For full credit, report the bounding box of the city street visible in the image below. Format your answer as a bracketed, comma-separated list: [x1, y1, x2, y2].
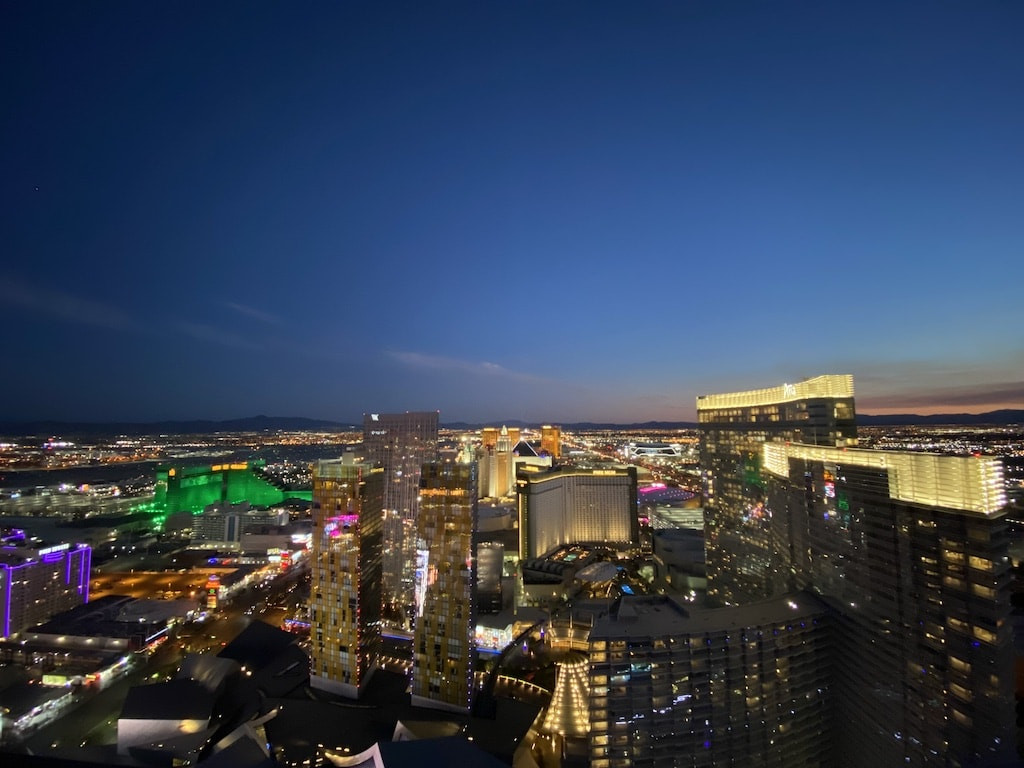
[11, 561, 308, 756]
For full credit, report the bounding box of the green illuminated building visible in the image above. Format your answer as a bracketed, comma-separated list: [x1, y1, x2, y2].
[154, 460, 309, 516]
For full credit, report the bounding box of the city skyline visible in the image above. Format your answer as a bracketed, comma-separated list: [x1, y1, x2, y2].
[3, 2, 1022, 424]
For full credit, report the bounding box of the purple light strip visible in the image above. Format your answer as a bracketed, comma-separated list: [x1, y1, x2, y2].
[81, 546, 91, 602]
[0, 562, 30, 638]
[66, 551, 72, 584]
[2, 564, 10, 637]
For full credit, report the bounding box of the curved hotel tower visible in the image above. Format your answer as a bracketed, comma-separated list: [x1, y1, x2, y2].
[673, 375, 1016, 767]
[697, 375, 857, 606]
[762, 442, 1011, 766]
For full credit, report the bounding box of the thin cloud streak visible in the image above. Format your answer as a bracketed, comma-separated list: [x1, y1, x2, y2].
[386, 350, 546, 383]
[222, 301, 283, 326]
[0, 274, 135, 331]
[177, 322, 261, 350]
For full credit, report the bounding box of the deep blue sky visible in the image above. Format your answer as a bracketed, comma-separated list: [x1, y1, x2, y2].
[2, 1, 1022, 423]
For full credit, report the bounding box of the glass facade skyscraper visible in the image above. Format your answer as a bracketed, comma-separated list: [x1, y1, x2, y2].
[412, 461, 477, 712]
[309, 457, 384, 697]
[362, 411, 439, 628]
[588, 593, 833, 768]
[697, 375, 857, 605]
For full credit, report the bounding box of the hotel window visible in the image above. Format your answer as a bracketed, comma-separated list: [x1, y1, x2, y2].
[968, 555, 992, 572]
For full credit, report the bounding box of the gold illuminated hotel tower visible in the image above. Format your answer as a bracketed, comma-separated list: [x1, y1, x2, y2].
[309, 456, 384, 697]
[541, 425, 561, 458]
[697, 374, 857, 605]
[412, 462, 478, 712]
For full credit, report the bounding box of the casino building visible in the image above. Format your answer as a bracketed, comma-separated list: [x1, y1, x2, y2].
[589, 593, 832, 768]
[675, 374, 1016, 767]
[516, 466, 638, 561]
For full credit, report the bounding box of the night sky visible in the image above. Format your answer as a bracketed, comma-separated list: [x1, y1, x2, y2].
[3, 2, 1022, 424]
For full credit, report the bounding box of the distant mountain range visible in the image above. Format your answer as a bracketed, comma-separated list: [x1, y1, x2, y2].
[855, 409, 1024, 427]
[0, 410, 1021, 437]
[0, 415, 358, 437]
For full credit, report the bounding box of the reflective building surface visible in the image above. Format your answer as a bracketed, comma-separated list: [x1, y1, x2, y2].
[309, 457, 384, 696]
[412, 461, 478, 712]
[362, 411, 439, 626]
[698, 375, 857, 605]
[764, 443, 1012, 766]
[677, 375, 1016, 767]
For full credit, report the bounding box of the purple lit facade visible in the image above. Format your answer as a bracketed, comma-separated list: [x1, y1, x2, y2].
[0, 543, 91, 638]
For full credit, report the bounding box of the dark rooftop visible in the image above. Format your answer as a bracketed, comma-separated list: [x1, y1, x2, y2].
[378, 736, 509, 768]
[120, 678, 214, 722]
[218, 619, 297, 671]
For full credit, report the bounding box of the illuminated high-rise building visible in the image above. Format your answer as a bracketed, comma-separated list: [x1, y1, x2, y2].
[697, 375, 856, 605]
[481, 427, 500, 449]
[309, 456, 385, 697]
[0, 543, 91, 638]
[412, 462, 477, 712]
[479, 425, 514, 499]
[362, 412, 439, 625]
[541, 425, 562, 458]
[516, 466, 638, 560]
[589, 437, 1012, 767]
[762, 442, 1012, 766]
[682, 373, 1013, 766]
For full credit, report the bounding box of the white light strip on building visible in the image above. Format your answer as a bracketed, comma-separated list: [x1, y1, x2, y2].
[763, 443, 1006, 515]
[696, 374, 854, 410]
